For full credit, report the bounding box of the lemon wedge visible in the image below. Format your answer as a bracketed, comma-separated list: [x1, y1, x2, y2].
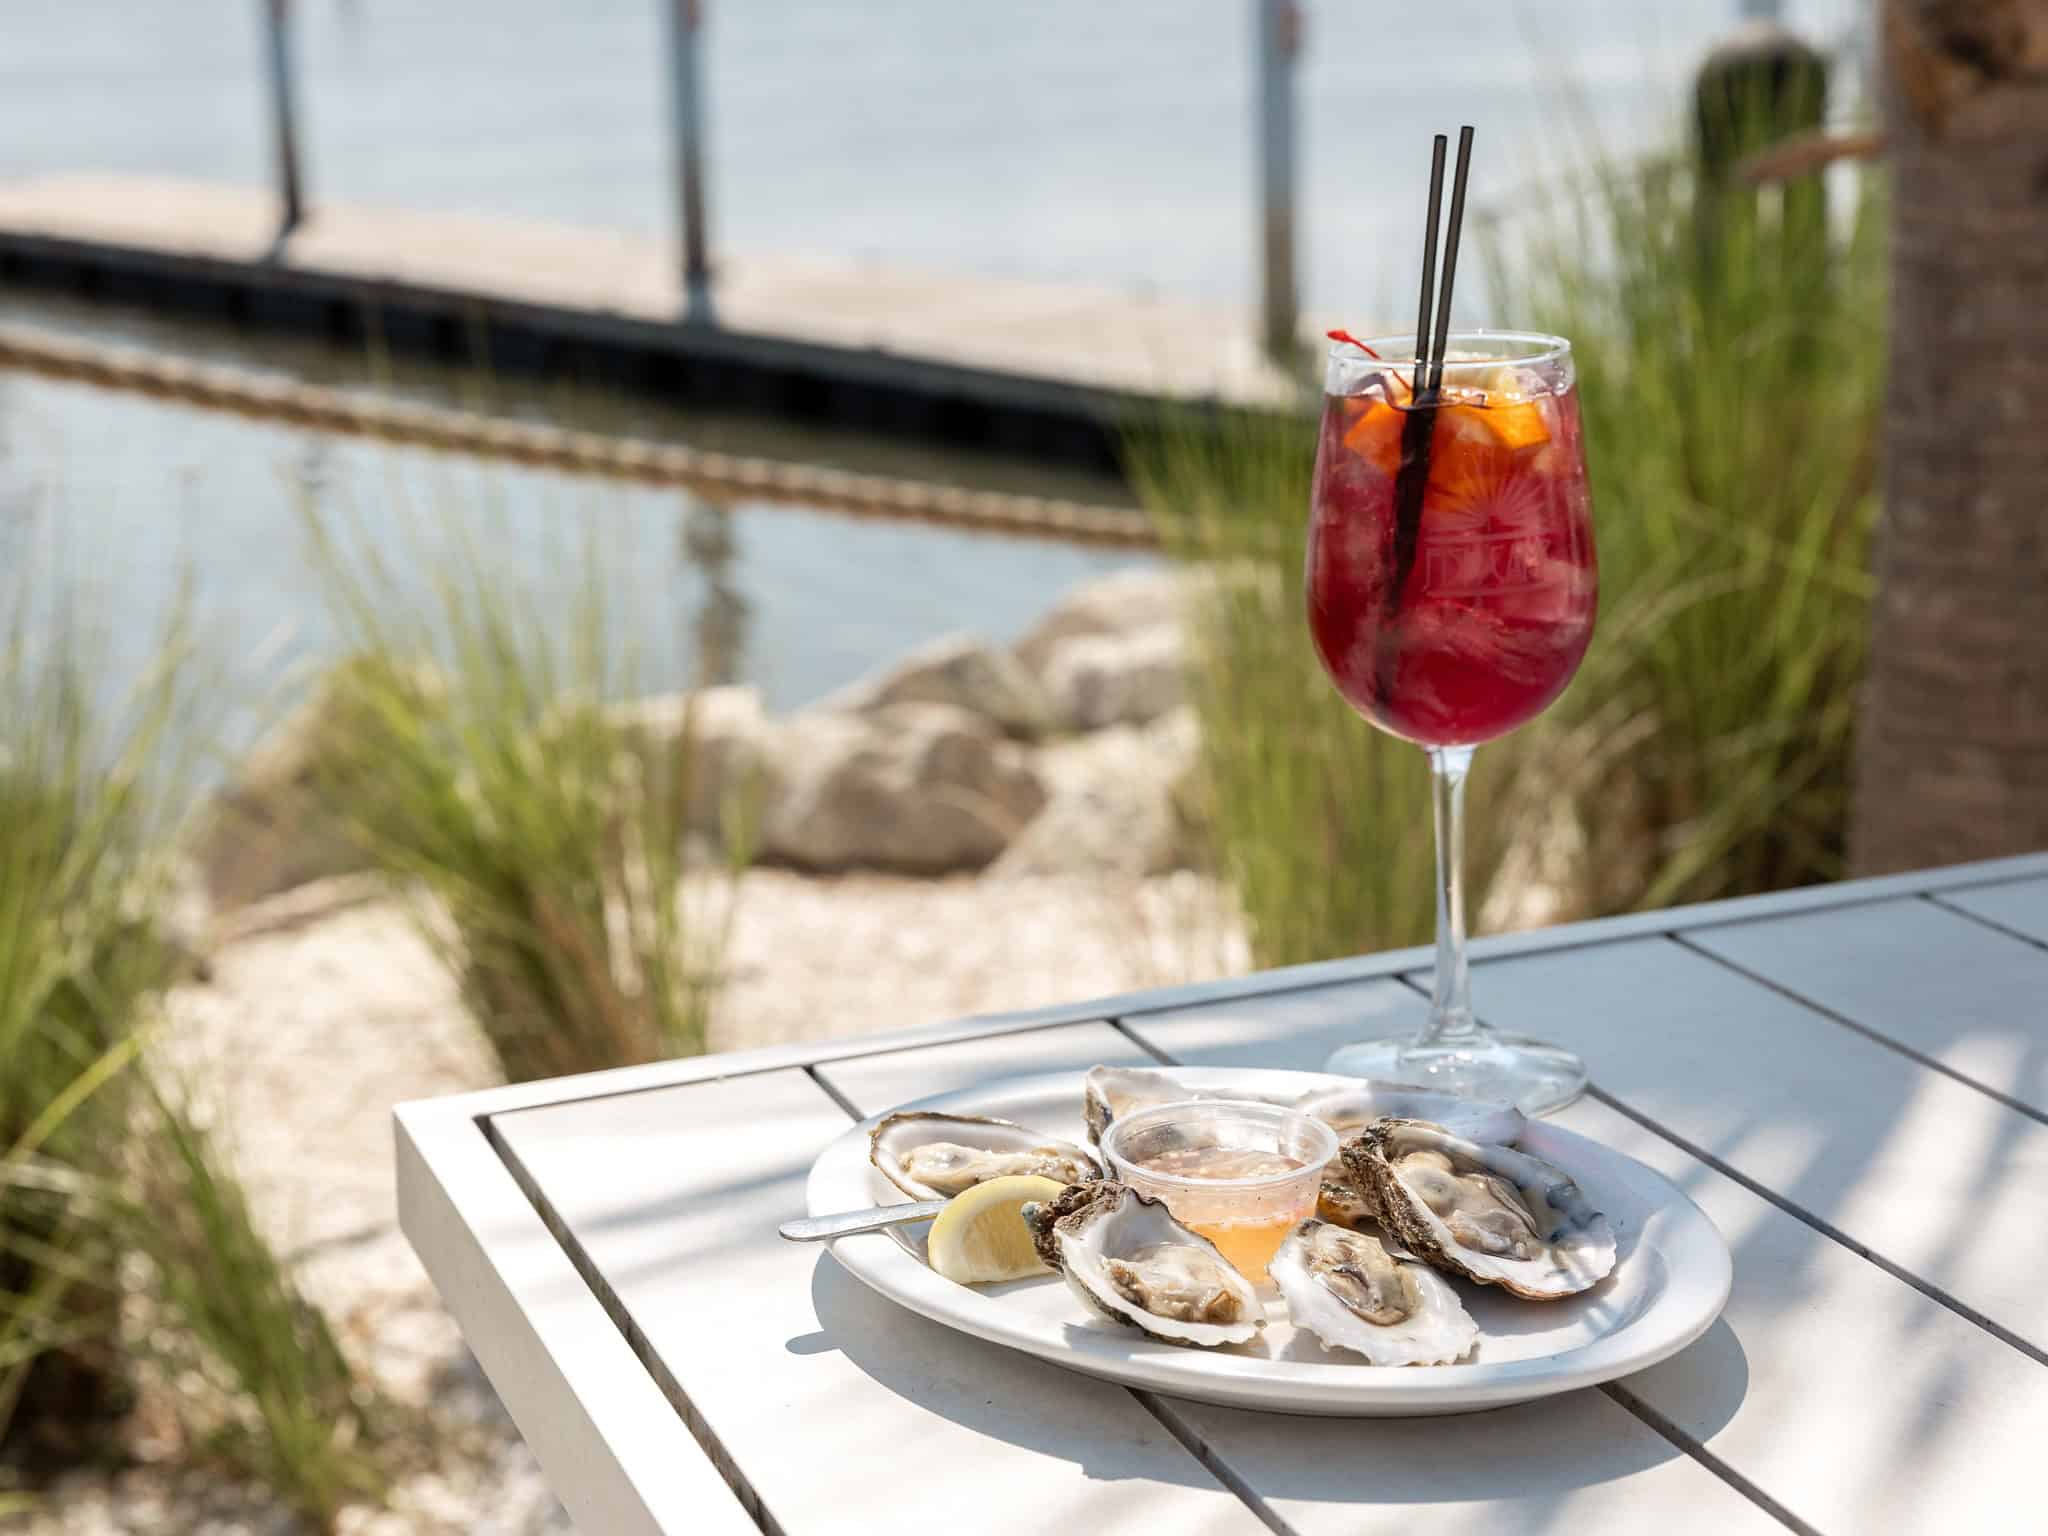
[925, 1175, 1067, 1285]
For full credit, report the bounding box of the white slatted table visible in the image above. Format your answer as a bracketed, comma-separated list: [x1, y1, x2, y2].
[397, 853, 2048, 1536]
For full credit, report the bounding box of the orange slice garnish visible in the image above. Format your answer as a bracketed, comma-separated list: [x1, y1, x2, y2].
[1343, 399, 1405, 475]
[1476, 396, 1551, 452]
[1424, 421, 1514, 518]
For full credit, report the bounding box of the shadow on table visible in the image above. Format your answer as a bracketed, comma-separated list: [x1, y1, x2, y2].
[788, 1254, 1232, 1493]
[1170, 1320, 1745, 1517]
[793, 1250, 1750, 1514]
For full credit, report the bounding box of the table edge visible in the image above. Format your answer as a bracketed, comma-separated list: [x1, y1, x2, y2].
[395, 1100, 759, 1536]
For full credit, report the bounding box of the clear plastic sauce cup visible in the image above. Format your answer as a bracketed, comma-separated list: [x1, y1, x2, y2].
[1100, 1100, 1337, 1285]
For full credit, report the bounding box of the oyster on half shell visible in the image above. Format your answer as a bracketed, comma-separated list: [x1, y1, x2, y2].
[1269, 1219, 1477, 1366]
[1309, 1100, 1524, 1227]
[1022, 1180, 1264, 1347]
[869, 1112, 1100, 1202]
[1344, 1119, 1616, 1300]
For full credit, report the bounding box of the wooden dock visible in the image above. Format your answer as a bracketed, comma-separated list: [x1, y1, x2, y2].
[0, 174, 1328, 471]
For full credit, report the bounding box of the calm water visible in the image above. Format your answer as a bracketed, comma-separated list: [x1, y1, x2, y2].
[0, 1, 1860, 732]
[0, 352, 1148, 746]
[1, 1, 1862, 310]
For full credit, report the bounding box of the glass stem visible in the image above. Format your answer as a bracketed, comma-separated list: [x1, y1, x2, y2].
[1418, 745, 1480, 1047]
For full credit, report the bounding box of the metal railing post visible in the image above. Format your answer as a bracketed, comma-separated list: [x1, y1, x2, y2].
[666, 0, 715, 323]
[1256, 0, 1301, 364]
[262, 0, 306, 243]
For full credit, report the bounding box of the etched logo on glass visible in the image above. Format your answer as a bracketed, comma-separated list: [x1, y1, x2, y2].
[1421, 531, 1559, 598]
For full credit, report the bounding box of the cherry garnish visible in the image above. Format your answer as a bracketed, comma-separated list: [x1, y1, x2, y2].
[1326, 329, 1383, 359]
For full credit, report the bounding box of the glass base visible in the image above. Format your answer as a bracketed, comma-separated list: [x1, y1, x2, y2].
[1321, 1032, 1588, 1117]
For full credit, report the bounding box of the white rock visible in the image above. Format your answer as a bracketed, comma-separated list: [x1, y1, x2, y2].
[759, 704, 1047, 873]
[1040, 622, 1186, 732]
[995, 706, 1204, 877]
[607, 684, 772, 841]
[819, 632, 1054, 739]
[1011, 567, 1188, 676]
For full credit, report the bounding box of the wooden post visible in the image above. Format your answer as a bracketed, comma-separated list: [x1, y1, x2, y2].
[1695, 21, 1828, 183]
[1256, 0, 1300, 365]
[1693, 14, 1829, 283]
[666, 0, 714, 323]
[262, 0, 306, 242]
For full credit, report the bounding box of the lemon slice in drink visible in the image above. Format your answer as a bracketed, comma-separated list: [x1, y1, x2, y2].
[926, 1175, 1067, 1285]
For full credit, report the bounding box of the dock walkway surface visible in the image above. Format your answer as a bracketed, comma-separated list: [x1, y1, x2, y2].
[0, 174, 1328, 468]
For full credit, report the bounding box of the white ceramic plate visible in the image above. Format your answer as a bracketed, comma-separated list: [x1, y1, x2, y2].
[807, 1067, 1731, 1416]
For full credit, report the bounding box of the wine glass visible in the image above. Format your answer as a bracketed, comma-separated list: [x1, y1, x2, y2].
[1305, 330, 1596, 1114]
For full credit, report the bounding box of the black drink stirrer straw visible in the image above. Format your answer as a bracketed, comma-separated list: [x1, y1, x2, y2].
[1406, 134, 1448, 418]
[1429, 126, 1477, 399]
[1380, 126, 1476, 695]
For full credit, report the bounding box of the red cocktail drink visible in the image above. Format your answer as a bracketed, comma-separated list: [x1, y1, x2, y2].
[1310, 330, 1598, 1115]
[1307, 353, 1595, 747]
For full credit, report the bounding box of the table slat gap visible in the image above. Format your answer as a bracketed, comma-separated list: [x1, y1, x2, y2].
[1924, 890, 2048, 956]
[1130, 1392, 1301, 1536]
[1664, 932, 2048, 1131]
[1597, 1382, 1820, 1536]
[480, 1110, 791, 1536]
[800, 1062, 863, 1120]
[1109, 1016, 1178, 1065]
[1578, 1085, 2048, 1370]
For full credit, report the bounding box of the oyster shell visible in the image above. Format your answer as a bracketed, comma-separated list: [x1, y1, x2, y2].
[1270, 1219, 1477, 1366]
[1082, 1065, 1294, 1144]
[1022, 1179, 1123, 1271]
[1316, 1170, 1381, 1228]
[1022, 1180, 1264, 1347]
[1344, 1119, 1616, 1300]
[869, 1112, 1100, 1202]
[1292, 1086, 1525, 1146]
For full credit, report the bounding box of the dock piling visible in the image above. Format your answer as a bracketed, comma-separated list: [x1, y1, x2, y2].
[261, 0, 307, 243]
[665, 0, 715, 324]
[1256, 0, 1301, 366]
